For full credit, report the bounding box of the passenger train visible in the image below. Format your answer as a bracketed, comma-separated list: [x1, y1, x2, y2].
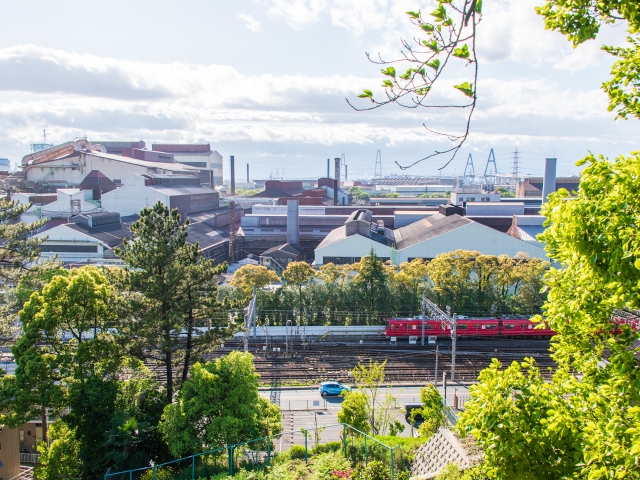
[385, 318, 555, 338]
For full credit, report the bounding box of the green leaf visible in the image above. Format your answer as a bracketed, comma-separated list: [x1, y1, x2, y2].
[406, 10, 420, 18]
[420, 23, 435, 33]
[381, 79, 394, 88]
[427, 59, 441, 71]
[453, 44, 470, 59]
[381, 67, 396, 78]
[358, 90, 373, 99]
[454, 81, 474, 97]
[475, 0, 482, 14]
[431, 4, 446, 21]
[634, 258, 640, 270]
[422, 39, 440, 53]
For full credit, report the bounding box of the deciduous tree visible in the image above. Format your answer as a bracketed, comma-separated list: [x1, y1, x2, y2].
[231, 264, 280, 296]
[282, 261, 315, 324]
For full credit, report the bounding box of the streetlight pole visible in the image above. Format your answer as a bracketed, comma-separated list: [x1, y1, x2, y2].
[434, 344, 439, 387]
[451, 314, 457, 382]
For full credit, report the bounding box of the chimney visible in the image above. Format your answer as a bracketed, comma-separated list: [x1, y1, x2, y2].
[230, 155, 235, 196]
[246, 163, 250, 183]
[542, 157, 557, 203]
[286, 200, 299, 246]
[334, 157, 341, 182]
[327, 158, 330, 178]
[345, 164, 348, 180]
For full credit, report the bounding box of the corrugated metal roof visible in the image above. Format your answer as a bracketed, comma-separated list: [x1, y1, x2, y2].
[394, 214, 471, 249]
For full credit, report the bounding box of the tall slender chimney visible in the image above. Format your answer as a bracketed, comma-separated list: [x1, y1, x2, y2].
[246, 163, 249, 183]
[542, 157, 557, 203]
[334, 157, 341, 205]
[230, 155, 236, 196]
[345, 165, 348, 180]
[327, 158, 330, 178]
[286, 200, 300, 246]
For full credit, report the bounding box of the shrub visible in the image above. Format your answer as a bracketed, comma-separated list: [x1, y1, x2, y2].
[289, 445, 308, 461]
[311, 441, 342, 455]
[436, 464, 463, 480]
[311, 452, 351, 480]
[351, 460, 390, 480]
[141, 466, 174, 480]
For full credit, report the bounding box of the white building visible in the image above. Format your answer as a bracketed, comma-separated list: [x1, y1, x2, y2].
[451, 192, 501, 206]
[314, 211, 547, 266]
[101, 174, 220, 218]
[21, 188, 100, 223]
[22, 140, 198, 190]
[152, 144, 223, 187]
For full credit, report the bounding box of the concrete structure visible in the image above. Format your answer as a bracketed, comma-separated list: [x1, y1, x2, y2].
[516, 174, 579, 198]
[464, 202, 525, 216]
[21, 188, 100, 223]
[101, 174, 219, 218]
[451, 192, 500, 206]
[286, 200, 300, 246]
[260, 243, 304, 274]
[506, 215, 546, 246]
[11, 192, 57, 208]
[22, 141, 198, 191]
[152, 144, 223, 187]
[542, 157, 557, 203]
[315, 209, 547, 266]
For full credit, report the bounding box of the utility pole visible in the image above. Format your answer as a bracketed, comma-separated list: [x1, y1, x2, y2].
[512, 145, 520, 178]
[421, 292, 426, 346]
[374, 150, 382, 178]
[434, 344, 439, 387]
[243, 287, 257, 352]
[451, 314, 457, 381]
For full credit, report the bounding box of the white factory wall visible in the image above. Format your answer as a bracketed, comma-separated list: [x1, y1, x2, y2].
[21, 189, 100, 222]
[101, 175, 167, 216]
[314, 234, 393, 265]
[25, 153, 161, 187]
[394, 211, 436, 228]
[397, 221, 547, 262]
[34, 225, 105, 262]
[252, 205, 326, 215]
[465, 202, 525, 216]
[451, 192, 501, 206]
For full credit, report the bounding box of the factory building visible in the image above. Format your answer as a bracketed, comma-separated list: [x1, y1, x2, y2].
[101, 174, 219, 218]
[19, 140, 197, 191]
[516, 175, 580, 198]
[314, 206, 547, 266]
[152, 144, 223, 187]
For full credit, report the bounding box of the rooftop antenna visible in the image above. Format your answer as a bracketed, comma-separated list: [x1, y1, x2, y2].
[484, 148, 498, 191]
[463, 153, 475, 187]
[374, 150, 382, 178]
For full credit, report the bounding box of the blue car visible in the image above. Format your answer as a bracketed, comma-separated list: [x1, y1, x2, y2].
[319, 381, 351, 397]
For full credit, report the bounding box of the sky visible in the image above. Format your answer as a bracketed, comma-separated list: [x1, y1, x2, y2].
[0, 0, 637, 181]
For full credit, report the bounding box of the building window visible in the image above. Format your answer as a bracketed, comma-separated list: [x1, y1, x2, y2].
[181, 161, 207, 168]
[40, 245, 98, 253]
[322, 256, 362, 265]
[112, 179, 121, 184]
[469, 197, 476, 202]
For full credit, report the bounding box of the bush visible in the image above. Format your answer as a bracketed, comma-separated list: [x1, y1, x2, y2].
[436, 464, 463, 480]
[289, 445, 308, 461]
[311, 452, 351, 480]
[141, 466, 174, 480]
[351, 460, 390, 480]
[311, 441, 342, 455]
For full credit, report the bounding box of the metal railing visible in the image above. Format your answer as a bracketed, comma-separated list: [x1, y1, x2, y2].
[20, 453, 41, 464]
[104, 423, 405, 480]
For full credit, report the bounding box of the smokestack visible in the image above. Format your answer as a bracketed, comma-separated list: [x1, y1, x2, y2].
[333, 179, 339, 206]
[247, 163, 249, 183]
[345, 164, 348, 180]
[327, 158, 330, 178]
[230, 155, 235, 196]
[334, 157, 341, 182]
[542, 157, 557, 203]
[286, 200, 299, 246]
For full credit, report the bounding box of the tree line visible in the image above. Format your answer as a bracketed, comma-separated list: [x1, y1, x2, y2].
[225, 249, 549, 326]
[0, 200, 280, 479]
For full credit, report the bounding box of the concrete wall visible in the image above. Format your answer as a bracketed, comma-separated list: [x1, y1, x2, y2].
[314, 234, 393, 265]
[101, 175, 167, 216]
[35, 225, 105, 262]
[0, 426, 22, 479]
[465, 202, 524, 216]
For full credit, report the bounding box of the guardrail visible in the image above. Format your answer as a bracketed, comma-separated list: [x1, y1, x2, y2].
[20, 452, 41, 464]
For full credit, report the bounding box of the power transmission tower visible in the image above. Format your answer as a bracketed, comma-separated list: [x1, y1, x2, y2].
[422, 298, 457, 382]
[512, 146, 520, 178]
[374, 150, 382, 177]
[463, 153, 475, 187]
[484, 148, 498, 191]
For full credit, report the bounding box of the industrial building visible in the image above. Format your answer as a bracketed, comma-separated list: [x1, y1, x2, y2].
[101, 174, 220, 218]
[152, 143, 223, 187]
[314, 206, 547, 266]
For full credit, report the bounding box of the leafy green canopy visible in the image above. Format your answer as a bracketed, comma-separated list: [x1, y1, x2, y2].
[158, 352, 282, 458]
[459, 153, 640, 479]
[537, 0, 640, 119]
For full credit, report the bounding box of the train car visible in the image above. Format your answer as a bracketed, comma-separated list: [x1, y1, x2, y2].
[385, 318, 556, 338]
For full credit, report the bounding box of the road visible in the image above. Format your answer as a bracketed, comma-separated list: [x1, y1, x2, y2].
[259, 385, 470, 451]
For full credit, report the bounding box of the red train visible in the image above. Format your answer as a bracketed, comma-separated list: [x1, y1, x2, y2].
[385, 318, 556, 338]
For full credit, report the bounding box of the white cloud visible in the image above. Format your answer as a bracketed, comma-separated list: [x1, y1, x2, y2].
[238, 13, 262, 32]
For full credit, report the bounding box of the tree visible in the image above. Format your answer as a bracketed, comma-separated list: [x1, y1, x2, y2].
[349, 186, 370, 202]
[416, 384, 445, 439]
[282, 261, 315, 324]
[459, 153, 640, 478]
[350, 360, 389, 435]
[158, 352, 282, 458]
[35, 420, 82, 480]
[116, 201, 229, 402]
[2, 267, 121, 443]
[395, 259, 429, 312]
[337, 391, 370, 434]
[231, 264, 280, 296]
[353, 249, 390, 320]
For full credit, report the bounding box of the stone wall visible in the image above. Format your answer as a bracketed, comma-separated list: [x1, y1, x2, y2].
[410, 428, 479, 479]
